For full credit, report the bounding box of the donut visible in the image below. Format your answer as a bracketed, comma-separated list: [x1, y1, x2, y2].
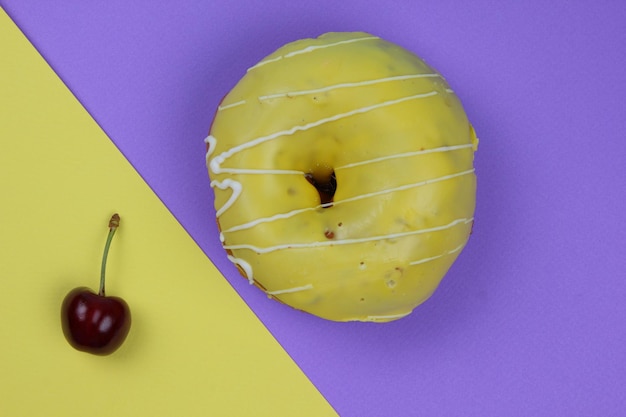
[205, 32, 478, 322]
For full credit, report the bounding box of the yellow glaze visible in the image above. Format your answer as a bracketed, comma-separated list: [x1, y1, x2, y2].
[207, 32, 477, 322]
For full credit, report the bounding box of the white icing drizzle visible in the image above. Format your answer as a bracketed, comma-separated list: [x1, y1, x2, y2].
[364, 312, 412, 321]
[218, 100, 246, 111]
[227, 255, 254, 285]
[223, 206, 314, 234]
[409, 242, 466, 266]
[247, 35, 379, 72]
[214, 168, 303, 175]
[207, 137, 302, 175]
[221, 168, 475, 234]
[258, 73, 442, 101]
[266, 284, 314, 295]
[209, 90, 439, 177]
[210, 179, 243, 218]
[223, 217, 473, 254]
[336, 144, 474, 170]
[204, 135, 305, 175]
[204, 135, 217, 157]
[328, 169, 475, 205]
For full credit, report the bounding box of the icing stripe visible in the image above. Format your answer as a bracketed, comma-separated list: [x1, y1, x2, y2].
[258, 73, 442, 101]
[227, 255, 254, 285]
[204, 135, 217, 157]
[334, 169, 475, 206]
[364, 312, 412, 321]
[211, 179, 243, 218]
[222, 205, 314, 234]
[213, 168, 303, 175]
[218, 100, 246, 111]
[247, 35, 379, 72]
[336, 144, 474, 170]
[266, 284, 314, 295]
[223, 217, 473, 254]
[206, 137, 305, 176]
[221, 168, 474, 234]
[209, 90, 439, 176]
[409, 243, 466, 266]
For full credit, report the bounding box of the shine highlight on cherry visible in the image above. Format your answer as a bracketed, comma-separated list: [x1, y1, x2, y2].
[61, 214, 131, 355]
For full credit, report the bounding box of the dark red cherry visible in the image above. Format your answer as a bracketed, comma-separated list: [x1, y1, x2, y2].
[61, 288, 131, 355]
[61, 214, 131, 355]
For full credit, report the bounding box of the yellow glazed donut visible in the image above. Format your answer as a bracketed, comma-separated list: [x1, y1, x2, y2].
[206, 32, 478, 322]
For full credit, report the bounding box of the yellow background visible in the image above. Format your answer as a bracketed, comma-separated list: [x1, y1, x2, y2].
[0, 8, 336, 416]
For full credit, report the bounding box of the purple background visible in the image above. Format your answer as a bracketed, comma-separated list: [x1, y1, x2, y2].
[3, 1, 626, 415]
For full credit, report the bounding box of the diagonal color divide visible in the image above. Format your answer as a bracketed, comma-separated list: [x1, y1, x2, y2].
[0, 8, 336, 417]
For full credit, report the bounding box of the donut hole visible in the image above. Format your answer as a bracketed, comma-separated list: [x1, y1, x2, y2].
[304, 170, 337, 207]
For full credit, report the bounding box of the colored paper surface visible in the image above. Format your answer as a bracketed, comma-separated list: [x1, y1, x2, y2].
[0, 9, 336, 417]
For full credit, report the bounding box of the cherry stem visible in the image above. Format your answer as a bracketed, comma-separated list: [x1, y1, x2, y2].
[99, 214, 120, 296]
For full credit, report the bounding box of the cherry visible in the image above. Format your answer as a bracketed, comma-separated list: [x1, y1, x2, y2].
[61, 214, 131, 355]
